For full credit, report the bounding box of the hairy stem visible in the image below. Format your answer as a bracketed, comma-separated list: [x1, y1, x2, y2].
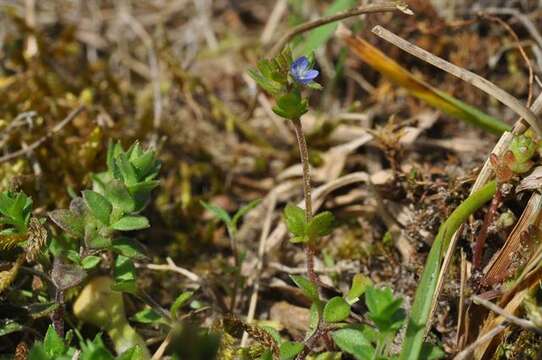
[292, 119, 313, 221]
[292, 119, 318, 285]
[292, 119, 324, 360]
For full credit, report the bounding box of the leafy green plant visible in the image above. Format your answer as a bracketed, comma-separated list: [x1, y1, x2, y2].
[201, 198, 261, 311]
[48, 141, 160, 292]
[0, 191, 32, 234]
[28, 325, 143, 360]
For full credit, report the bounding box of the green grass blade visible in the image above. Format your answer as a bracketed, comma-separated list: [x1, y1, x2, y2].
[399, 180, 497, 360]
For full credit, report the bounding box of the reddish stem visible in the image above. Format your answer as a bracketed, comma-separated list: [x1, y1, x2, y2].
[473, 187, 502, 269]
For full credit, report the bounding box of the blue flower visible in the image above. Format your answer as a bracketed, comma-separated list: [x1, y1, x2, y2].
[290, 56, 319, 85]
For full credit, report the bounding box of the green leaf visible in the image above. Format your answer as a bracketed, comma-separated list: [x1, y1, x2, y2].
[306, 211, 334, 240]
[306, 81, 323, 91]
[307, 302, 321, 339]
[130, 307, 162, 324]
[248, 68, 283, 97]
[116, 153, 139, 186]
[280, 341, 304, 360]
[66, 250, 81, 264]
[170, 291, 194, 318]
[105, 180, 135, 213]
[273, 92, 308, 120]
[365, 287, 405, 334]
[83, 190, 112, 225]
[28, 344, 49, 360]
[259, 349, 274, 360]
[81, 255, 101, 270]
[231, 199, 261, 229]
[80, 334, 115, 360]
[332, 328, 374, 360]
[131, 148, 159, 179]
[43, 325, 66, 357]
[299, 0, 358, 56]
[112, 255, 137, 293]
[111, 216, 150, 231]
[400, 181, 497, 360]
[117, 346, 144, 360]
[420, 343, 446, 360]
[289, 236, 307, 243]
[261, 326, 281, 344]
[48, 209, 84, 238]
[112, 238, 146, 259]
[283, 203, 306, 237]
[510, 134, 536, 163]
[323, 296, 350, 323]
[290, 275, 319, 303]
[200, 201, 231, 225]
[346, 274, 372, 305]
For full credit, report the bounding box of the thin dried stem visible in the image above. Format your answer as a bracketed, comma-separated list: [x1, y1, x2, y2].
[269, 2, 410, 57]
[140, 257, 201, 283]
[453, 323, 507, 360]
[479, 12, 534, 107]
[0, 106, 84, 164]
[472, 295, 542, 334]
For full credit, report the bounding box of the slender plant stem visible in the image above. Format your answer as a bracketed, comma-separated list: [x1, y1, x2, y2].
[292, 119, 318, 287]
[292, 118, 326, 360]
[227, 227, 241, 312]
[52, 290, 65, 337]
[473, 186, 502, 269]
[291, 120, 313, 221]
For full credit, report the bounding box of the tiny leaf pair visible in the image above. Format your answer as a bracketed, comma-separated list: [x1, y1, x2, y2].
[283, 203, 334, 243]
[201, 199, 261, 237]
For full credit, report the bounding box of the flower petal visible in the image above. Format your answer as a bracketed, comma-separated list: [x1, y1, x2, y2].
[304, 69, 319, 81]
[291, 56, 309, 73]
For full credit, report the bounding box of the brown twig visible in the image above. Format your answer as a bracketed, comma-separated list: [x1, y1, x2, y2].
[140, 257, 201, 283]
[484, 8, 542, 51]
[0, 106, 85, 164]
[371, 25, 542, 138]
[269, 2, 411, 57]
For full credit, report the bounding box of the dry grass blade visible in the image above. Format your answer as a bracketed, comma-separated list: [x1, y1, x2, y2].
[453, 323, 506, 360]
[482, 193, 542, 286]
[337, 26, 510, 135]
[0, 106, 85, 163]
[473, 288, 533, 359]
[472, 295, 542, 334]
[371, 25, 542, 138]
